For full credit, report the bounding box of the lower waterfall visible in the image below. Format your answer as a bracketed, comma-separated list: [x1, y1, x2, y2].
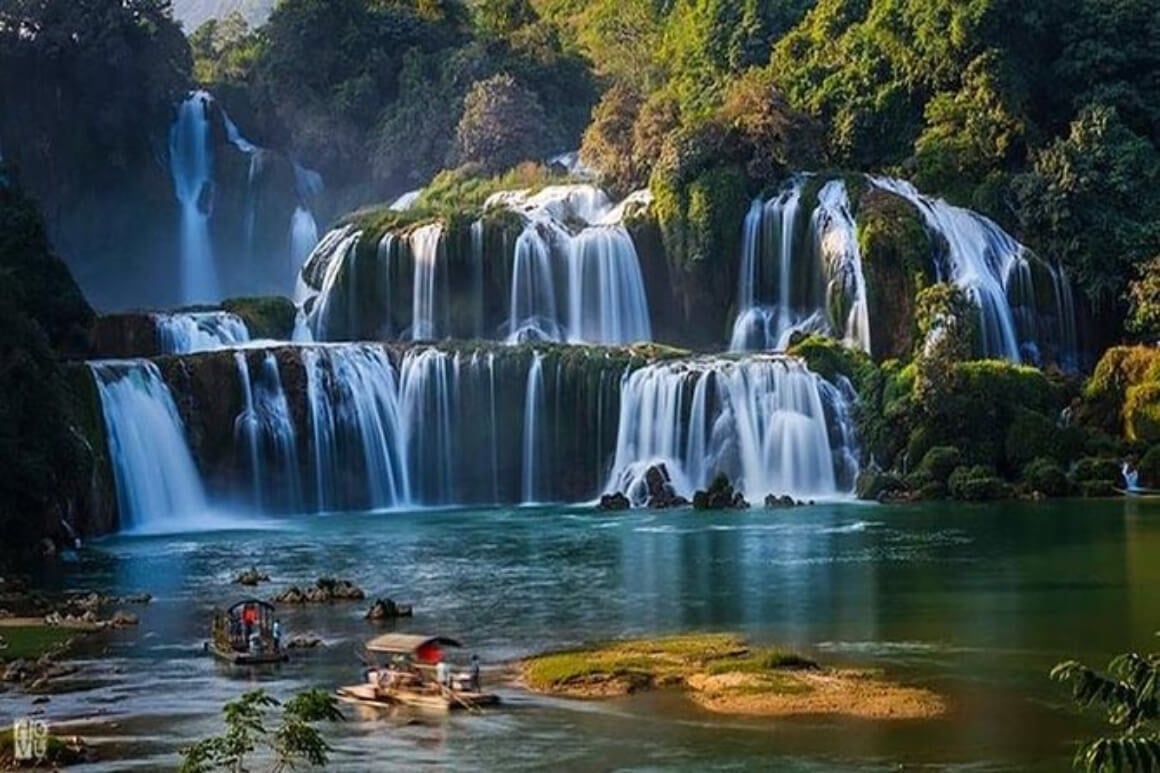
[90, 361, 212, 533]
[606, 356, 859, 505]
[90, 343, 861, 526]
[155, 311, 250, 354]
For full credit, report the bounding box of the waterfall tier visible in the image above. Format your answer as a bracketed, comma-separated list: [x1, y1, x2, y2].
[155, 311, 251, 354]
[301, 185, 654, 347]
[87, 342, 857, 525]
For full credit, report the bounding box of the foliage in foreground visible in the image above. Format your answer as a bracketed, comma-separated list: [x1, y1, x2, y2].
[179, 689, 343, 773]
[1053, 648, 1160, 772]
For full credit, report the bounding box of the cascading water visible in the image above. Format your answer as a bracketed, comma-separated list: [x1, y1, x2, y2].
[410, 224, 444, 341]
[234, 352, 303, 513]
[89, 361, 210, 532]
[306, 227, 363, 340]
[871, 176, 1077, 365]
[814, 181, 871, 354]
[169, 91, 218, 304]
[508, 225, 562, 342]
[290, 206, 320, 275]
[566, 226, 652, 345]
[521, 352, 546, 503]
[729, 178, 871, 354]
[607, 356, 858, 505]
[155, 311, 250, 354]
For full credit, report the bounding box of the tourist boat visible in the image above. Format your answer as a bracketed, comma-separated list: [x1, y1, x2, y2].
[204, 598, 288, 665]
[337, 633, 499, 712]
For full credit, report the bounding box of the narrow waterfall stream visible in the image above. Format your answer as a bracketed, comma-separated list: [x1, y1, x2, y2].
[169, 91, 218, 304]
[89, 361, 212, 533]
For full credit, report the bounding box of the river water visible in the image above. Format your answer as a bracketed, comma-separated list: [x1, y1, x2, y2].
[4, 499, 1157, 770]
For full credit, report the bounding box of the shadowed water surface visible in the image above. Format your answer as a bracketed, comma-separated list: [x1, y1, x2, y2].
[4, 499, 1159, 770]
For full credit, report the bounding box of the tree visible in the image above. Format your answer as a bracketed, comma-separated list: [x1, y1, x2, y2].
[1128, 257, 1160, 342]
[476, 0, 537, 38]
[179, 689, 343, 773]
[580, 84, 645, 197]
[1013, 104, 1160, 309]
[453, 74, 549, 174]
[1052, 650, 1160, 772]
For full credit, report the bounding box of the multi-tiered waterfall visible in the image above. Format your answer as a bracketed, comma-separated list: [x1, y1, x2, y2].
[729, 174, 1077, 367]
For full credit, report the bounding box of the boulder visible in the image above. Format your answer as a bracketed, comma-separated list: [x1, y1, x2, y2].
[275, 578, 366, 604]
[3, 659, 31, 682]
[365, 598, 414, 621]
[692, 473, 749, 510]
[273, 586, 306, 604]
[286, 634, 323, 650]
[764, 494, 804, 509]
[109, 611, 139, 627]
[597, 492, 631, 511]
[643, 463, 689, 509]
[233, 567, 271, 587]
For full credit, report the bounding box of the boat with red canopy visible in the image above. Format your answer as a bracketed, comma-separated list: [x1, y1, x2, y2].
[337, 633, 499, 711]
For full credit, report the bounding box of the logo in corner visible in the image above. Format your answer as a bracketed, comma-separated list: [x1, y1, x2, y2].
[12, 717, 49, 761]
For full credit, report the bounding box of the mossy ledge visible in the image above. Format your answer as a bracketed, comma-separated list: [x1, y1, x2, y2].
[520, 634, 945, 720]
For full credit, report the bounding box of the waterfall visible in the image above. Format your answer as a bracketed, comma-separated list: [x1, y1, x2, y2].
[730, 180, 808, 352]
[155, 311, 250, 354]
[303, 345, 411, 511]
[814, 180, 871, 355]
[89, 361, 210, 532]
[410, 223, 444, 341]
[522, 351, 546, 503]
[308, 228, 363, 340]
[1122, 463, 1141, 493]
[223, 110, 260, 258]
[508, 225, 562, 342]
[390, 189, 423, 211]
[500, 185, 653, 344]
[234, 353, 303, 513]
[290, 206, 320, 275]
[566, 225, 652, 345]
[607, 356, 857, 504]
[169, 91, 218, 304]
[471, 219, 485, 338]
[871, 176, 1060, 363]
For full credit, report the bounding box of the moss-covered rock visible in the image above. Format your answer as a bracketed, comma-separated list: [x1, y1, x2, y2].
[1022, 457, 1070, 497]
[856, 189, 934, 361]
[855, 469, 905, 501]
[1081, 346, 1160, 434]
[221, 296, 297, 341]
[787, 334, 874, 390]
[91, 313, 163, 358]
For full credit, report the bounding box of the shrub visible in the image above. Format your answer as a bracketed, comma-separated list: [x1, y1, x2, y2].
[948, 465, 1012, 502]
[855, 470, 905, 501]
[1071, 457, 1122, 483]
[917, 446, 963, 484]
[1023, 457, 1070, 498]
[1139, 446, 1160, 488]
[454, 74, 549, 174]
[1004, 409, 1068, 470]
[1125, 382, 1160, 443]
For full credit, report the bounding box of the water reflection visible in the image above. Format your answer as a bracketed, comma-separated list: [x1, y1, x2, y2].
[5, 499, 1158, 771]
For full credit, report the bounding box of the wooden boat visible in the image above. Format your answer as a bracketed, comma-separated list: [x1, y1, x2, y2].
[205, 599, 288, 666]
[337, 633, 499, 712]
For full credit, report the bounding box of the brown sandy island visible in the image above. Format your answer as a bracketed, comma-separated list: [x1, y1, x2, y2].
[520, 634, 945, 720]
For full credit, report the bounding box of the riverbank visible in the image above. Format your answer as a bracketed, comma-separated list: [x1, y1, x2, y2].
[521, 633, 945, 720]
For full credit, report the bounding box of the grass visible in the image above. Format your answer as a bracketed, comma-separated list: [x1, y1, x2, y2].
[0, 625, 77, 661]
[523, 634, 818, 693]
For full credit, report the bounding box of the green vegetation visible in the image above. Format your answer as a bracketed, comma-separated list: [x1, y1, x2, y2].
[179, 689, 343, 773]
[0, 625, 77, 661]
[0, 168, 100, 560]
[220, 296, 296, 341]
[1053, 649, 1160, 772]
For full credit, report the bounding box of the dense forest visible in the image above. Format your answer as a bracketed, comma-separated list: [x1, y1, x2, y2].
[2, 0, 1160, 556]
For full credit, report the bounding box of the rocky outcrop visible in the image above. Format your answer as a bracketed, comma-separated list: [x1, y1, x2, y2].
[693, 474, 749, 511]
[641, 463, 689, 509]
[365, 598, 414, 620]
[597, 492, 631, 511]
[274, 578, 366, 604]
[233, 567, 271, 587]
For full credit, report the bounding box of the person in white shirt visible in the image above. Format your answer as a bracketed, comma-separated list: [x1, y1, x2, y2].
[436, 659, 450, 688]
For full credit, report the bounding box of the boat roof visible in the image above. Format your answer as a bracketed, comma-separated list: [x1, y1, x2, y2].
[365, 634, 462, 654]
[227, 598, 276, 613]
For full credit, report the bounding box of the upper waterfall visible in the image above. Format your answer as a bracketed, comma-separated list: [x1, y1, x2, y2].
[169, 91, 218, 305]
